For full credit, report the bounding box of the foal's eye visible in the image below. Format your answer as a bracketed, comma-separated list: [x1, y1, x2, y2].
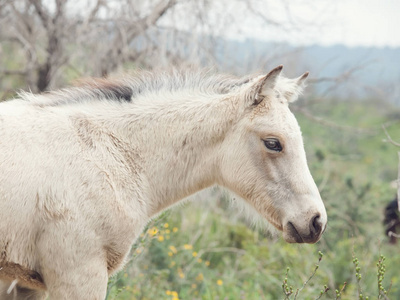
[263, 138, 283, 152]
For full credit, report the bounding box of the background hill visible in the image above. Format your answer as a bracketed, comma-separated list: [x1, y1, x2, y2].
[212, 37, 400, 105]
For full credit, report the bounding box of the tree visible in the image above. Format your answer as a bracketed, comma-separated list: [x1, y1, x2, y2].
[0, 0, 320, 97]
[0, 0, 185, 94]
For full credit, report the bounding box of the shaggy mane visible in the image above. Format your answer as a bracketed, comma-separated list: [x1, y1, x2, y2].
[20, 68, 250, 107]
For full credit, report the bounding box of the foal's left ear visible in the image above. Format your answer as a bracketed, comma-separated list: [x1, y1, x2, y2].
[296, 71, 309, 87]
[251, 65, 283, 105]
[285, 71, 309, 103]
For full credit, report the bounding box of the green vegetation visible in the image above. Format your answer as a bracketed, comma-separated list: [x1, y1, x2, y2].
[106, 99, 400, 299]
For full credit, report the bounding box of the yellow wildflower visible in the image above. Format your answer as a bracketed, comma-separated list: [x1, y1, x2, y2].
[166, 290, 171, 295]
[148, 227, 158, 236]
[171, 291, 178, 297]
[164, 223, 169, 228]
[173, 227, 178, 233]
[195, 273, 204, 281]
[192, 251, 198, 257]
[168, 252, 173, 257]
[205, 261, 210, 266]
[165, 229, 171, 234]
[197, 258, 202, 263]
[158, 235, 164, 242]
[217, 279, 223, 286]
[183, 244, 193, 250]
[191, 283, 197, 289]
[169, 245, 178, 254]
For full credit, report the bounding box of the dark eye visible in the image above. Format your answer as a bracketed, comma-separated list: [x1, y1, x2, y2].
[263, 138, 283, 152]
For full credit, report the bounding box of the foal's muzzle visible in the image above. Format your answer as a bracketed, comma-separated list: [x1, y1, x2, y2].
[284, 214, 325, 244]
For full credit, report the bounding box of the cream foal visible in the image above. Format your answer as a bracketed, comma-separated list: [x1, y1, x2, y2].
[0, 66, 326, 299]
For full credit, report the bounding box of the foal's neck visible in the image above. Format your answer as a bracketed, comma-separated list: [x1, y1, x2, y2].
[116, 93, 238, 216]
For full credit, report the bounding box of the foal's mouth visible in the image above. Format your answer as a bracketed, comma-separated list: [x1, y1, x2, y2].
[284, 221, 323, 244]
[286, 222, 305, 243]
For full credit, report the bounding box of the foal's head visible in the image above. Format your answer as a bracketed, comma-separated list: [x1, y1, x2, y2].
[219, 66, 327, 244]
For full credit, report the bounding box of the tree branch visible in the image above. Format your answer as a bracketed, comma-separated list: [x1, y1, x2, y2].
[382, 125, 400, 147]
[128, 0, 176, 40]
[398, 152, 400, 212]
[293, 106, 379, 135]
[0, 69, 28, 76]
[382, 125, 400, 212]
[388, 231, 400, 239]
[28, 0, 49, 29]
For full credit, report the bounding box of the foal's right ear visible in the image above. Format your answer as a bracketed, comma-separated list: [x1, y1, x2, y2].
[250, 65, 283, 105]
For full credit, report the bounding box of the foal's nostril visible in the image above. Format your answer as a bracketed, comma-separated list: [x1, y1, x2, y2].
[310, 214, 322, 236]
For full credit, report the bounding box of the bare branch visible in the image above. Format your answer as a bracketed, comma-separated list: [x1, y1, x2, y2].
[84, 0, 105, 26]
[245, 1, 285, 28]
[382, 125, 400, 147]
[309, 60, 377, 87]
[398, 152, 400, 212]
[0, 69, 28, 76]
[293, 106, 379, 135]
[388, 231, 400, 239]
[54, 0, 66, 20]
[28, 0, 49, 29]
[381, 125, 400, 212]
[128, 0, 177, 40]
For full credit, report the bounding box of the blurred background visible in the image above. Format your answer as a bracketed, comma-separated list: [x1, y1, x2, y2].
[1, 0, 400, 299]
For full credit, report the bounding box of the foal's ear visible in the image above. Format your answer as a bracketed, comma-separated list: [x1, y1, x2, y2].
[296, 71, 309, 87]
[285, 71, 309, 103]
[251, 65, 283, 105]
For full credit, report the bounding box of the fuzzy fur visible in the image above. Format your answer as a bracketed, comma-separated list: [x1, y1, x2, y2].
[0, 67, 326, 299]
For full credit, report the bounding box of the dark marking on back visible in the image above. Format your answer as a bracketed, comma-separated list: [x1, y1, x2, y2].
[78, 78, 133, 102]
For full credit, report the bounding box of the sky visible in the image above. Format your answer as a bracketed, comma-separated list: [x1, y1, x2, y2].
[230, 0, 400, 48]
[167, 0, 400, 48]
[324, 0, 400, 48]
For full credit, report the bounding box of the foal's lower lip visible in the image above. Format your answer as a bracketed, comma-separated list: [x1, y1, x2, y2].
[287, 222, 304, 243]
